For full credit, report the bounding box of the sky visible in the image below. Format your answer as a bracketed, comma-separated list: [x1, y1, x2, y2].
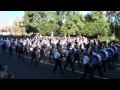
[0, 11, 90, 27]
[0, 11, 24, 26]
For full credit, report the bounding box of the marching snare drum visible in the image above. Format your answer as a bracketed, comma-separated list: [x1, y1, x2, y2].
[115, 44, 120, 51]
[90, 54, 101, 64]
[110, 45, 118, 53]
[106, 48, 114, 58]
[97, 54, 101, 62]
[99, 50, 108, 60]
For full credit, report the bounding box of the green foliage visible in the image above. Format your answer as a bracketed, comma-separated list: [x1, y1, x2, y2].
[82, 11, 110, 37]
[26, 25, 38, 34]
[23, 11, 112, 39]
[107, 11, 120, 39]
[13, 18, 26, 34]
[99, 36, 110, 41]
[60, 12, 85, 36]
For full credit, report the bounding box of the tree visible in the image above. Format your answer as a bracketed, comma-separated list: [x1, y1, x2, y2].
[107, 11, 120, 25]
[107, 11, 120, 39]
[23, 11, 58, 35]
[81, 11, 110, 39]
[60, 11, 85, 36]
[26, 25, 38, 34]
[13, 17, 25, 35]
[23, 11, 111, 39]
[23, 11, 40, 34]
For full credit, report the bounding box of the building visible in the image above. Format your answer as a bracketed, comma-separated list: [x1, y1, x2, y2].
[0, 25, 16, 35]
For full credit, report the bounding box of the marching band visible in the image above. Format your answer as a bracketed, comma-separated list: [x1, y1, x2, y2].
[0, 35, 120, 79]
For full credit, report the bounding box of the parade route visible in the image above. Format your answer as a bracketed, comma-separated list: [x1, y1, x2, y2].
[0, 48, 120, 79]
[1, 11, 120, 80]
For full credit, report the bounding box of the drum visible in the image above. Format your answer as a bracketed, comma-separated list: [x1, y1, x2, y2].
[99, 50, 108, 60]
[96, 54, 101, 62]
[115, 44, 120, 51]
[106, 48, 114, 58]
[90, 54, 101, 64]
[110, 46, 118, 53]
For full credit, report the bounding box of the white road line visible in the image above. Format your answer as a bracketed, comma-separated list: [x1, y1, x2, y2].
[4, 50, 109, 79]
[114, 64, 120, 66]
[46, 63, 109, 79]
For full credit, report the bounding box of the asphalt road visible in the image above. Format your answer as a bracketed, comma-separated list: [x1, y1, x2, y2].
[0, 47, 120, 79]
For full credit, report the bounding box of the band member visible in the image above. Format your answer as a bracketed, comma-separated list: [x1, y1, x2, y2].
[81, 52, 92, 79]
[100, 50, 108, 72]
[15, 42, 19, 55]
[112, 46, 118, 63]
[31, 47, 38, 66]
[49, 44, 53, 61]
[24, 44, 28, 54]
[9, 43, 13, 56]
[39, 45, 46, 63]
[90, 51, 103, 79]
[106, 48, 114, 69]
[53, 48, 63, 74]
[72, 45, 81, 68]
[114, 52, 118, 62]
[18, 44, 24, 61]
[2, 42, 6, 54]
[64, 47, 74, 72]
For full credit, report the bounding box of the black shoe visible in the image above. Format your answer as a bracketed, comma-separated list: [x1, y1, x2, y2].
[100, 76, 103, 79]
[72, 69, 75, 72]
[79, 64, 81, 68]
[53, 70, 56, 73]
[104, 70, 106, 72]
[90, 75, 95, 79]
[108, 67, 112, 69]
[64, 68, 66, 71]
[35, 63, 38, 66]
[81, 77, 84, 79]
[61, 72, 64, 75]
[100, 74, 103, 78]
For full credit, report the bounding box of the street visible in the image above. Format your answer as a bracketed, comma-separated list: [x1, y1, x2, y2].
[0, 48, 120, 79]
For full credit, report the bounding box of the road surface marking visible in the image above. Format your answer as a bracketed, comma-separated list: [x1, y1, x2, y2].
[4, 50, 109, 79]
